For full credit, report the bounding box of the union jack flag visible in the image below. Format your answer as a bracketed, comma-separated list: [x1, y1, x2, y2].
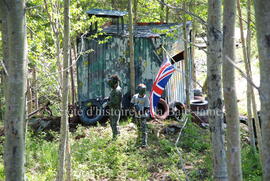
[150, 56, 175, 118]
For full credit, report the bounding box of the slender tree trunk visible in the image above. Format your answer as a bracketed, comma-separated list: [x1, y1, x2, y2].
[56, 34, 63, 93]
[236, 0, 257, 150]
[65, 132, 71, 181]
[223, 0, 243, 180]
[207, 0, 228, 180]
[0, 0, 9, 98]
[183, 1, 190, 108]
[246, 0, 252, 74]
[133, 0, 138, 23]
[247, 84, 256, 149]
[191, 1, 197, 89]
[112, 0, 116, 9]
[3, 0, 27, 179]
[128, 0, 135, 95]
[245, 0, 263, 155]
[250, 79, 262, 150]
[160, 0, 165, 23]
[246, 0, 262, 154]
[70, 48, 75, 107]
[165, 7, 169, 23]
[254, 0, 270, 180]
[27, 79, 33, 114]
[55, 0, 63, 92]
[0, 77, 3, 122]
[33, 67, 38, 110]
[0, 0, 5, 127]
[72, 40, 77, 103]
[202, 77, 208, 94]
[44, 0, 63, 96]
[56, 0, 70, 179]
[0, 0, 8, 123]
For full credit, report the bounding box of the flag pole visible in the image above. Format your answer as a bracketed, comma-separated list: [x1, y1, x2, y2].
[161, 46, 177, 64]
[161, 46, 203, 89]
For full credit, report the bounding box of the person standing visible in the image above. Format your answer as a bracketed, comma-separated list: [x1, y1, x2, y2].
[107, 75, 122, 139]
[131, 84, 150, 147]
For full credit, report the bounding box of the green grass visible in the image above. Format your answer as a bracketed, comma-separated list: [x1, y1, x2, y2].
[0, 120, 262, 181]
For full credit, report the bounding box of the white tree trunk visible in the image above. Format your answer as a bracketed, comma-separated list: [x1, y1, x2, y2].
[183, 1, 190, 108]
[207, 0, 228, 180]
[56, 0, 70, 179]
[245, 0, 262, 155]
[236, 0, 256, 150]
[223, 0, 243, 180]
[3, 0, 27, 179]
[254, 0, 270, 180]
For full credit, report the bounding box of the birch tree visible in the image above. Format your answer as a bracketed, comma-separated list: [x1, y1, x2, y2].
[223, 0, 242, 180]
[245, 0, 262, 154]
[190, 2, 197, 89]
[183, 1, 190, 108]
[56, 0, 70, 179]
[44, 0, 63, 96]
[236, 0, 256, 150]
[207, 0, 228, 180]
[254, 0, 270, 180]
[2, 0, 27, 179]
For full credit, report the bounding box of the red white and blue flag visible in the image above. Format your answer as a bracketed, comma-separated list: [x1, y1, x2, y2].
[150, 56, 175, 118]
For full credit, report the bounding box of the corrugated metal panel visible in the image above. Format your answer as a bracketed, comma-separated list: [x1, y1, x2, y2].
[77, 27, 192, 106]
[166, 60, 186, 104]
[77, 38, 90, 103]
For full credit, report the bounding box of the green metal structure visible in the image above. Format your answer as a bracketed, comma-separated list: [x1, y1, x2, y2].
[76, 9, 193, 123]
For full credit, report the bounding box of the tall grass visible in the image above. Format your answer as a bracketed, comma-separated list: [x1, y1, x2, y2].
[0, 120, 262, 181]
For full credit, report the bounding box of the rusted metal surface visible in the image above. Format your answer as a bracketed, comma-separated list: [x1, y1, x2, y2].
[77, 23, 193, 107]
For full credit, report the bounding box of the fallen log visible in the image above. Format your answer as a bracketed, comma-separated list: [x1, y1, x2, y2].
[28, 101, 52, 118]
[28, 116, 80, 132]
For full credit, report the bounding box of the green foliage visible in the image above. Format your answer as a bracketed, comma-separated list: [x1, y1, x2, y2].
[0, 120, 264, 180]
[71, 125, 151, 180]
[177, 122, 210, 152]
[0, 0, 263, 180]
[242, 145, 262, 180]
[0, 162, 4, 179]
[25, 131, 59, 180]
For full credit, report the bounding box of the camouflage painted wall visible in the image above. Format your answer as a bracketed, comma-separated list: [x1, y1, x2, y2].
[77, 27, 192, 107]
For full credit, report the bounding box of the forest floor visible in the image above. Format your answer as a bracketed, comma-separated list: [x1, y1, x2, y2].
[0, 118, 262, 181]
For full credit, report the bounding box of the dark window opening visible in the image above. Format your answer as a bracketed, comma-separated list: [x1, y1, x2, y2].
[171, 51, 184, 64]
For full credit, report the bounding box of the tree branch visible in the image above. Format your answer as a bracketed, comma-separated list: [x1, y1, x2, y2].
[157, 0, 207, 26]
[0, 59, 8, 76]
[224, 55, 259, 91]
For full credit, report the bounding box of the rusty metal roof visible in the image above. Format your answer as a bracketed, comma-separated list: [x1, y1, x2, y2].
[86, 9, 128, 17]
